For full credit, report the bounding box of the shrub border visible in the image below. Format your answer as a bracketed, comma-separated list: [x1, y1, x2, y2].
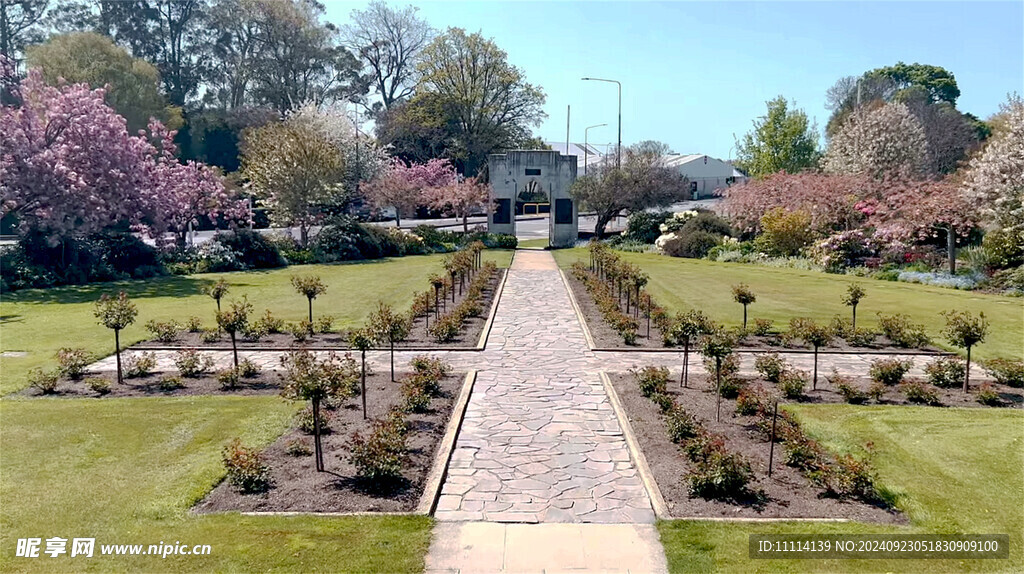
[227, 370, 477, 518]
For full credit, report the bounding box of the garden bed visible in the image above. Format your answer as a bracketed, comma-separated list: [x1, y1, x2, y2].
[195, 369, 463, 514]
[564, 271, 666, 349]
[608, 371, 905, 522]
[134, 269, 505, 351]
[566, 271, 947, 355]
[22, 368, 284, 398]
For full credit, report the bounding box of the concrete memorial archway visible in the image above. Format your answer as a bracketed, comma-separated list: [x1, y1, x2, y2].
[487, 150, 578, 248]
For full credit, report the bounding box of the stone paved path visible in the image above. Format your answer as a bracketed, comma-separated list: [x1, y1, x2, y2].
[434, 250, 653, 524]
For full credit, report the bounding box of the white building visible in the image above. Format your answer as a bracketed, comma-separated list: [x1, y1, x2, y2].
[544, 142, 606, 175]
[662, 154, 748, 199]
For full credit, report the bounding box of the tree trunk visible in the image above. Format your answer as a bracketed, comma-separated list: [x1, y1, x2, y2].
[715, 358, 722, 422]
[434, 288, 440, 320]
[947, 224, 957, 275]
[312, 398, 324, 471]
[594, 211, 616, 239]
[462, 213, 469, 233]
[742, 305, 748, 331]
[681, 339, 690, 387]
[308, 298, 314, 329]
[852, 304, 857, 330]
[300, 223, 309, 248]
[395, 211, 401, 229]
[963, 346, 971, 393]
[360, 351, 367, 419]
[230, 332, 238, 369]
[390, 340, 395, 382]
[812, 347, 818, 390]
[114, 329, 123, 385]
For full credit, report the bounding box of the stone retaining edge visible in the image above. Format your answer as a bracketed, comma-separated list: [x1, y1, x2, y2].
[559, 268, 598, 350]
[476, 257, 513, 349]
[416, 369, 478, 515]
[599, 371, 670, 520]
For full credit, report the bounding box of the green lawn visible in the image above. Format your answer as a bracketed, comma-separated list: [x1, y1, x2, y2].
[552, 249, 1023, 360]
[517, 238, 549, 249]
[0, 396, 433, 573]
[658, 405, 1024, 573]
[0, 251, 513, 395]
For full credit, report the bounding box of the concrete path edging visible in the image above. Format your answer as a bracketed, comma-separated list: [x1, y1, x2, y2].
[418, 370, 478, 515]
[475, 264, 513, 350]
[559, 268, 598, 350]
[599, 371, 670, 520]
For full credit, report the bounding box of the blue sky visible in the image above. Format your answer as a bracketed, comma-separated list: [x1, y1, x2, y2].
[325, 1, 1024, 159]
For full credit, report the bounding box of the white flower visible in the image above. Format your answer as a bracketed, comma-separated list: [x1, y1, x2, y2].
[659, 223, 668, 232]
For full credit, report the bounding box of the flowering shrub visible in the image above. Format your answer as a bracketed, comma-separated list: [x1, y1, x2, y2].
[976, 384, 1003, 406]
[348, 415, 408, 486]
[983, 359, 1024, 388]
[632, 366, 669, 398]
[897, 271, 983, 290]
[924, 357, 966, 388]
[877, 314, 930, 348]
[123, 352, 157, 378]
[56, 347, 92, 379]
[86, 377, 111, 395]
[145, 320, 181, 343]
[754, 353, 787, 383]
[900, 381, 941, 405]
[174, 348, 214, 378]
[869, 358, 913, 386]
[658, 210, 699, 234]
[28, 368, 60, 394]
[810, 229, 873, 271]
[665, 405, 700, 443]
[222, 438, 271, 493]
[778, 369, 808, 399]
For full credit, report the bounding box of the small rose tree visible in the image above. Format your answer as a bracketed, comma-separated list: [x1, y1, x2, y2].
[800, 322, 833, 390]
[671, 309, 710, 388]
[291, 275, 327, 334]
[280, 350, 358, 472]
[93, 292, 138, 385]
[941, 310, 989, 392]
[216, 298, 252, 369]
[369, 302, 410, 382]
[205, 279, 230, 313]
[700, 327, 735, 422]
[732, 284, 756, 331]
[842, 284, 866, 329]
[348, 329, 377, 419]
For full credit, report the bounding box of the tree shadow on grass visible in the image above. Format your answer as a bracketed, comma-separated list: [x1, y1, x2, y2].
[3, 275, 218, 305]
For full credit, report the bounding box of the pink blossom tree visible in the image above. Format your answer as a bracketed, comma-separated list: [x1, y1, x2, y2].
[363, 157, 456, 227]
[422, 176, 489, 232]
[1, 69, 157, 243]
[721, 172, 874, 236]
[144, 120, 249, 246]
[857, 178, 979, 273]
[1, 64, 243, 247]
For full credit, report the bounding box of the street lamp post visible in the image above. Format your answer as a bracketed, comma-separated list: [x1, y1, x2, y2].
[584, 123, 606, 176]
[582, 77, 621, 168]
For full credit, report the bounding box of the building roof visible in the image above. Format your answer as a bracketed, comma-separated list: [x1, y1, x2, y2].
[662, 154, 747, 177]
[544, 142, 605, 170]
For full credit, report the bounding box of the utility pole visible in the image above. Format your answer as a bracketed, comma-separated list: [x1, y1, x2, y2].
[582, 77, 622, 168]
[584, 123, 607, 176]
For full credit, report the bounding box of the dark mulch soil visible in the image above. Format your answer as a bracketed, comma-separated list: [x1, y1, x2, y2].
[136, 269, 506, 350]
[22, 370, 285, 398]
[564, 273, 666, 349]
[194, 371, 462, 514]
[566, 273, 945, 354]
[609, 372, 906, 523]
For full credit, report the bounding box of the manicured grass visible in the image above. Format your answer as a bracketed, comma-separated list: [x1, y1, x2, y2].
[552, 249, 1023, 360]
[0, 396, 433, 572]
[658, 405, 1024, 573]
[0, 251, 513, 395]
[517, 238, 549, 249]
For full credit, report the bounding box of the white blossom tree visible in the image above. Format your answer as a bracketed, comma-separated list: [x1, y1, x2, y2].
[962, 95, 1024, 231]
[824, 102, 929, 180]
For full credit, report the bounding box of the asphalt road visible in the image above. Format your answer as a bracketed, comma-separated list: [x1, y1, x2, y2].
[0, 200, 720, 247]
